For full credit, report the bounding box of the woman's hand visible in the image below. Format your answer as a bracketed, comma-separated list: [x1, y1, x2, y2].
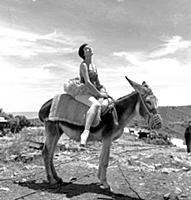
[100, 92, 108, 99]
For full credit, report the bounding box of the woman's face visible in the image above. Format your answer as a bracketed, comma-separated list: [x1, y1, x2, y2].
[83, 45, 93, 58]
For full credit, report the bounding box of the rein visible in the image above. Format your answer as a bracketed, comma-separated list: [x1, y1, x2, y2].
[138, 93, 152, 117]
[102, 96, 119, 126]
[109, 97, 119, 126]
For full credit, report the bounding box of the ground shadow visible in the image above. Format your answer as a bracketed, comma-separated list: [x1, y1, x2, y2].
[17, 180, 143, 200]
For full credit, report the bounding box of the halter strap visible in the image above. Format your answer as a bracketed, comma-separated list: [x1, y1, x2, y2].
[138, 93, 152, 117]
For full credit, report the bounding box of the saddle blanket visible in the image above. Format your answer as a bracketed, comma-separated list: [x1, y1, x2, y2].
[48, 93, 100, 127]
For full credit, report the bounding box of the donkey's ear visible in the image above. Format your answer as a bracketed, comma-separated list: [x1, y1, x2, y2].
[125, 76, 144, 93]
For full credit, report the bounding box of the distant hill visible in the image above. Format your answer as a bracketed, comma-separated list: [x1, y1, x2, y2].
[159, 105, 191, 125]
[128, 105, 191, 139]
[158, 105, 191, 138]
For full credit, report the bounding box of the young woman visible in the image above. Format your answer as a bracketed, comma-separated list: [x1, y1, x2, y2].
[64, 44, 109, 148]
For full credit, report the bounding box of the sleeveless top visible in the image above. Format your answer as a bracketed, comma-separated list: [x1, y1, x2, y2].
[80, 67, 102, 91]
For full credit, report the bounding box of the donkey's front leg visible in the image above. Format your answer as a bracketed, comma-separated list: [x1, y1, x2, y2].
[98, 136, 112, 190]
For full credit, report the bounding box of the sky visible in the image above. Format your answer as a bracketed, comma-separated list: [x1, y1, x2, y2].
[1, 0, 191, 112]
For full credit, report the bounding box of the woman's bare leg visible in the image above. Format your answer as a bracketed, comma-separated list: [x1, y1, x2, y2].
[75, 95, 101, 146]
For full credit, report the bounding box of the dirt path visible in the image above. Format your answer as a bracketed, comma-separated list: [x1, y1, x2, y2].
[1, 133, 191, 200]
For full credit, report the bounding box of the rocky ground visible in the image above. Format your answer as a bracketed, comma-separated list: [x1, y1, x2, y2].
[0, 128, 191, 200]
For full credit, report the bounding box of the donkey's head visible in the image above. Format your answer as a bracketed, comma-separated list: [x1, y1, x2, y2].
[125, 76, 162, 130]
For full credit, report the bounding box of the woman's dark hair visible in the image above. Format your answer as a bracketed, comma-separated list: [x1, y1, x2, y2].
[78, 43, 88, 60]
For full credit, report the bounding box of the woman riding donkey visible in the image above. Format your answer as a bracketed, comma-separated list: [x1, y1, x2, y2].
[64, 44, 112, 149]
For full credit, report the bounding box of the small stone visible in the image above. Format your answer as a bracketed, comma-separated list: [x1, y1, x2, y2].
[163, 192, 171, 200]
[163, 192, 178, 200]
[0, 187, 10, 191]
[161, 168, 170, 174]
[174, 187, 182, 195]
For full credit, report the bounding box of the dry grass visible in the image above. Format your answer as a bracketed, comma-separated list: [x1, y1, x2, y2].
[0, 127, 44, 162]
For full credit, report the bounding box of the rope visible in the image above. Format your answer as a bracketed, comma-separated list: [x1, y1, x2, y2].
[117, 162, 144, 200]
[139, 94, 152, 117]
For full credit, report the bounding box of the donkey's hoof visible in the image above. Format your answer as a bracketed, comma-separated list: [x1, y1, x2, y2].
[43, 180, 58, 189]
[99, 183, 111, 191]
[78, 144, 86, 151]
[43, 180, 50, 185]
[56, 178, 64, 185]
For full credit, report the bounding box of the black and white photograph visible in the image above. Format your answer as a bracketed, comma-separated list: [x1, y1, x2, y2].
[0, 1, 191, 199]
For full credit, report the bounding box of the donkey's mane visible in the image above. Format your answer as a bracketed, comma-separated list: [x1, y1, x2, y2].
[116, 91, 137, 103]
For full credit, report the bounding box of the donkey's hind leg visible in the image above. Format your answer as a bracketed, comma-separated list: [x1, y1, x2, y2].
[42, 121, 62, 185]
[50, 123, 63, 183]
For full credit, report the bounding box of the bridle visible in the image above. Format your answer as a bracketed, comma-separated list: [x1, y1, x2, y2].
[139, 93, 155, 117]
[138, 92, 162, 130]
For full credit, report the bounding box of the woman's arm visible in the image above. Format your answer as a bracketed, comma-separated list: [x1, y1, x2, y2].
[95, 72, 110, 97]
[96, 77, 107, 93]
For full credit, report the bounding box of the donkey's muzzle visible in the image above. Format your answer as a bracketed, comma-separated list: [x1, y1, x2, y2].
[149, 114, 162, 129]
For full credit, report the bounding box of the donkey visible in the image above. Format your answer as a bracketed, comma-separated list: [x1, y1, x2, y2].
[38, 77, 162, 190]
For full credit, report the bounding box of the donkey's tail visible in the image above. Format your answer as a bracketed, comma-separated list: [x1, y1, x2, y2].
[38, 99, 52, 123]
